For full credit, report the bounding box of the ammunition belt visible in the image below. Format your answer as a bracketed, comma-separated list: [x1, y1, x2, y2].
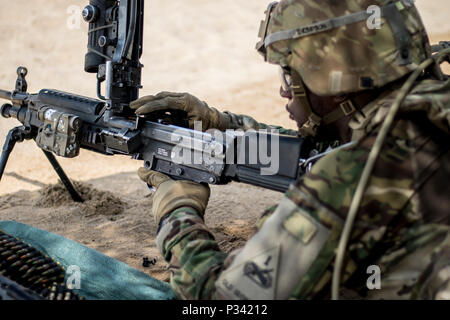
[0, 230, 81, 300]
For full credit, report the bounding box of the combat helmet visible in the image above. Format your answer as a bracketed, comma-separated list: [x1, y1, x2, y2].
[256, 0, 432, 136]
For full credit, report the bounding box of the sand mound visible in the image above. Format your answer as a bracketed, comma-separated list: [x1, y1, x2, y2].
[36, 181, 126, 216]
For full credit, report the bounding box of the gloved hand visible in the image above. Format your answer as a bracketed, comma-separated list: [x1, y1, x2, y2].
[130, 91, 260, 131]
[138, 167, 211, 225]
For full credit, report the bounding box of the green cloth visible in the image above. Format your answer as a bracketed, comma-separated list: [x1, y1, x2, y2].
[0, 220, 177, 300]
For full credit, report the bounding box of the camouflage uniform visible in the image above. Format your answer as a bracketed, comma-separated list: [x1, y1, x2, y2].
[156, 78, 450, 300]
[153, 0, 450, 300]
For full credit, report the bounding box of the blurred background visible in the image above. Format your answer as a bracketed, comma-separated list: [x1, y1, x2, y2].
[0, 0, 449, 195]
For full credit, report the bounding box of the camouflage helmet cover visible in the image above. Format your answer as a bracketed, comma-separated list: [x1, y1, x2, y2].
[263, 0, 432, 96]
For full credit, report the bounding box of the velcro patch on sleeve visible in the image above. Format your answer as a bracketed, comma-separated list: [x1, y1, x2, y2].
[283, 210, 318, 244]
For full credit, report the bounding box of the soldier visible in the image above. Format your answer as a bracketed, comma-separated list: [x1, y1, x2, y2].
[131, 0, 450, 299]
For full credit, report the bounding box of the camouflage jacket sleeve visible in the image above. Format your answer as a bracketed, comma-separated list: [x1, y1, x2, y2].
[257, 122, 298, 136]
[224, 110, 298, 136]
[156, 107, 449, 300]
[156, 207, 227, 299]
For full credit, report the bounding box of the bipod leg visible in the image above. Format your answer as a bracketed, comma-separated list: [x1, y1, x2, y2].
[42, 150, 84, 203]
[0, 127, 24, 181]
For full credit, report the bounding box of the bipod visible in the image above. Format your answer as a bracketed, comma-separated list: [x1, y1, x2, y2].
[0, 126, 84, 203]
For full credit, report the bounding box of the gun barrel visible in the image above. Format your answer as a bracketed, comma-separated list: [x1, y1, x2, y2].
[0, 89, 11, 100]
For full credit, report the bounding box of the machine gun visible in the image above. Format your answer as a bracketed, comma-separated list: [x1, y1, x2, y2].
[0, 0, 327, 201]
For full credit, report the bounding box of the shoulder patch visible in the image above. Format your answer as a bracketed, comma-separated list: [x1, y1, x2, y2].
[216, 245, 280, 300]
[283, 209, 318, 244]
[215, 191, 331, 299]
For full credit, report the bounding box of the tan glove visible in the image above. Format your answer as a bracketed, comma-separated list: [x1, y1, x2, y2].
[131, 91, 260, 131]
[138, 168, 210, 225]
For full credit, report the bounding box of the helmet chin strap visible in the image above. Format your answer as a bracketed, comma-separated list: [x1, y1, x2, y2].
[291, 70, 356, 137]
[290, 70, 321, 137]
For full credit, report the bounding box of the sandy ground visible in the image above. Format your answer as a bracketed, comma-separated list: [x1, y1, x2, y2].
[0, 1, 449, 283]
